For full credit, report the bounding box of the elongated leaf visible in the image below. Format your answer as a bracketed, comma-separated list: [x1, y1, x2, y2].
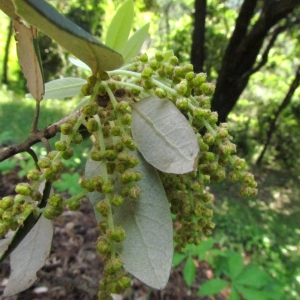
[229, 286, 241, 300]
[85, 151, 173, 289]
[28, 77, 86, 100]
[131, 97, 199, 174]
[235, 285, 270, 300]
[183, 256, 196, 287]
[4, 215, 53, 297]
[121, 23, 150, 63]
[68, 57, 91, 71]
[105, 0, 134, 52]
[198, 278, 229, 296]
[14, 20, 44, 101]
[172, 252, 186, 267]
[13, 0, 123, 72]
[227, 251, 244, 280]
[0, 0, 18, 19]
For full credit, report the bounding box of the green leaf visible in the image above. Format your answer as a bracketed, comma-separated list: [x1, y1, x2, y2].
[121, 23, 150, 63]
[68, 57, 91, 71]
[198, 278, 229, 296]
[234, 264, 270, 288]
[3, 216, 53, 297]
[195, 237, 215, 260]
[0, 0, 18, 19]
[85, 151, 173, 289]
[227, 251, 244, 279]
[229, 286, 241, 300]
[172, 252, 186, 267]
[183, 256, 196, 287]
[105, 0, 134, 52]
[131, 97, 199, 174]
[14, 20, 44, 101]
[28, 77, 86, 100]
[53, 173, 82, 196]
[235, 285, 271, 300]
[13, 0, 123, 72]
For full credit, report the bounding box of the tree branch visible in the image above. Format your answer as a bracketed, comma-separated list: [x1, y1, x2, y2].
[256, 65, 300, 165]
[0, 110, 82, 162]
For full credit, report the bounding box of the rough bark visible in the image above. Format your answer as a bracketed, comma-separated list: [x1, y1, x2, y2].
[191, 0, 207, 73]
[208, 0, 300, 122]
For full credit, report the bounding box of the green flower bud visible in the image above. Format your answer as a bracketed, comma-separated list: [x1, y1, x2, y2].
[192, 73, 207, 86]
[128, 186, 141, 199]
[104, 258, 123, 275]
[176, 98, 189, 111]
[55, 140, 67, 151]
[203, 133, 215, 145]
[127, 155, 139, 168]
[44, 205, 63, 219]
[72, 132, 83, 144]
[87, 118, 98, 133]
[202, 192, 214, 203]
[121, 170, 142, 183]
[98, 220, 109, 233]
[96, 237, 110, 255]
[102, 181, 114, 194]
[92, 175, 104, 192]
[240, 186, 258, 197]
[2, 210, 13, 222]
[105, 150, 117, 161]
[0, 222, 9, 236]
[155, 51, 164, 62]
[50, 161, 64, 173]
[37, 157, 51, 169]
[155, 88, 167, 98]
[115, 162, 128, 173]
[48, 194, 63, 208]
[97, 70, 109, 81]
[111, 126, 121, 136]
[141, 68, 153, 79]
[117, 101, 129, 112]
[107, 226, 126, 243]
[107, 162, 116, 175]
[0, 196, 14, 209]
[203, 227, 213, 236]
[67, 116, 78, 126]
[169, 55, 179, 65]
[80, 178, 95, 192]
[87, 74, 97, 86]
[117, 151, 129, 162]
[96, 200, 110, 217]
[48, 151, 59, 160]
[121, 134, 137, 151]
[140, 53, 148, 63]
[81, 83, 93, 96]
[217, 127, 228, 139]
[142, 79, 154, 90]
[107, 82, 117, 93]
[164, 64, 174, 77]
[31, 190, 42, 202]
[149, 60, 160, 71]
[121, 113, 132, 125]
[200, 82, 215, 95]
[208, 111, 218, 125]
[232, 156, 246, 170]
[111, 194, 124, 207]
[90, 150, 103, 161]
[27, 169, 40, 181]
[62, 148, 74, 160]
[117, 275, 131, 289]
[97, 84, 107, 96]
[15, 183, 32, 196]
[60, 123, 73, 135]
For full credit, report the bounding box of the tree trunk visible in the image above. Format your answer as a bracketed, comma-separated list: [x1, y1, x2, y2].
[209, 0, 300, 122]
[191, 0, 206, 73]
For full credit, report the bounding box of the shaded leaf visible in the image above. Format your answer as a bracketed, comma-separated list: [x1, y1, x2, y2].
[13, 0, 123, 72]
[198, 278, 229, 296]
[234, 264, 270, 288]
[28, 77, 86, 100]
[183, 256, 196, 287]
[131, 97, 199, 174]
[172, 252, 186, 267]
[85, 151, 173, 289]
[235, 285, 271, 300]
[68, 57, 91, 71]
[227, 251, 244, 279]
[195, 237, 215, 260]
[14, 20, 44, 101]
[229, 286, 240, 300]
[105, 0, 134, 52]
[121, 23, 150, 63]
[4, 215, 53, 297]
[0, 0, 18, 19]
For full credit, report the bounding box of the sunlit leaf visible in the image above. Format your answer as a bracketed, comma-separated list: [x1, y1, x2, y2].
[85, 151, 173, 289]
[183, 256, 196, 287]
[105, 0, 134, 52]
[229, 286, 240, 300]
[131, 96, 199, 174]
[28, 77, 86, 100]
[3, 215, 53, 297]
[14, 20, 44, 101]
[121, 23, 150, 63]
[68, 57, 91, 71]
[0, 0, 18, 19]
[198, 278, 229, 296]
[172, 252, 186, 267]
[235, 285, 270, 300]
[227, 251, 244, 279]
[13, 0, 123, 72]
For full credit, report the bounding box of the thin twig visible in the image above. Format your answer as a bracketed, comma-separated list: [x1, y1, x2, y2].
[0, 110, 82, 162]
[26, 148, 40, 170]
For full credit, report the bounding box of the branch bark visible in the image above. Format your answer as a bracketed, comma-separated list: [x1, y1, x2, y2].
[0, 111, 81, 162]
[256, 65, 300, 165]
[191, 0, 207, 73]
[210, 0, 300, 122]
